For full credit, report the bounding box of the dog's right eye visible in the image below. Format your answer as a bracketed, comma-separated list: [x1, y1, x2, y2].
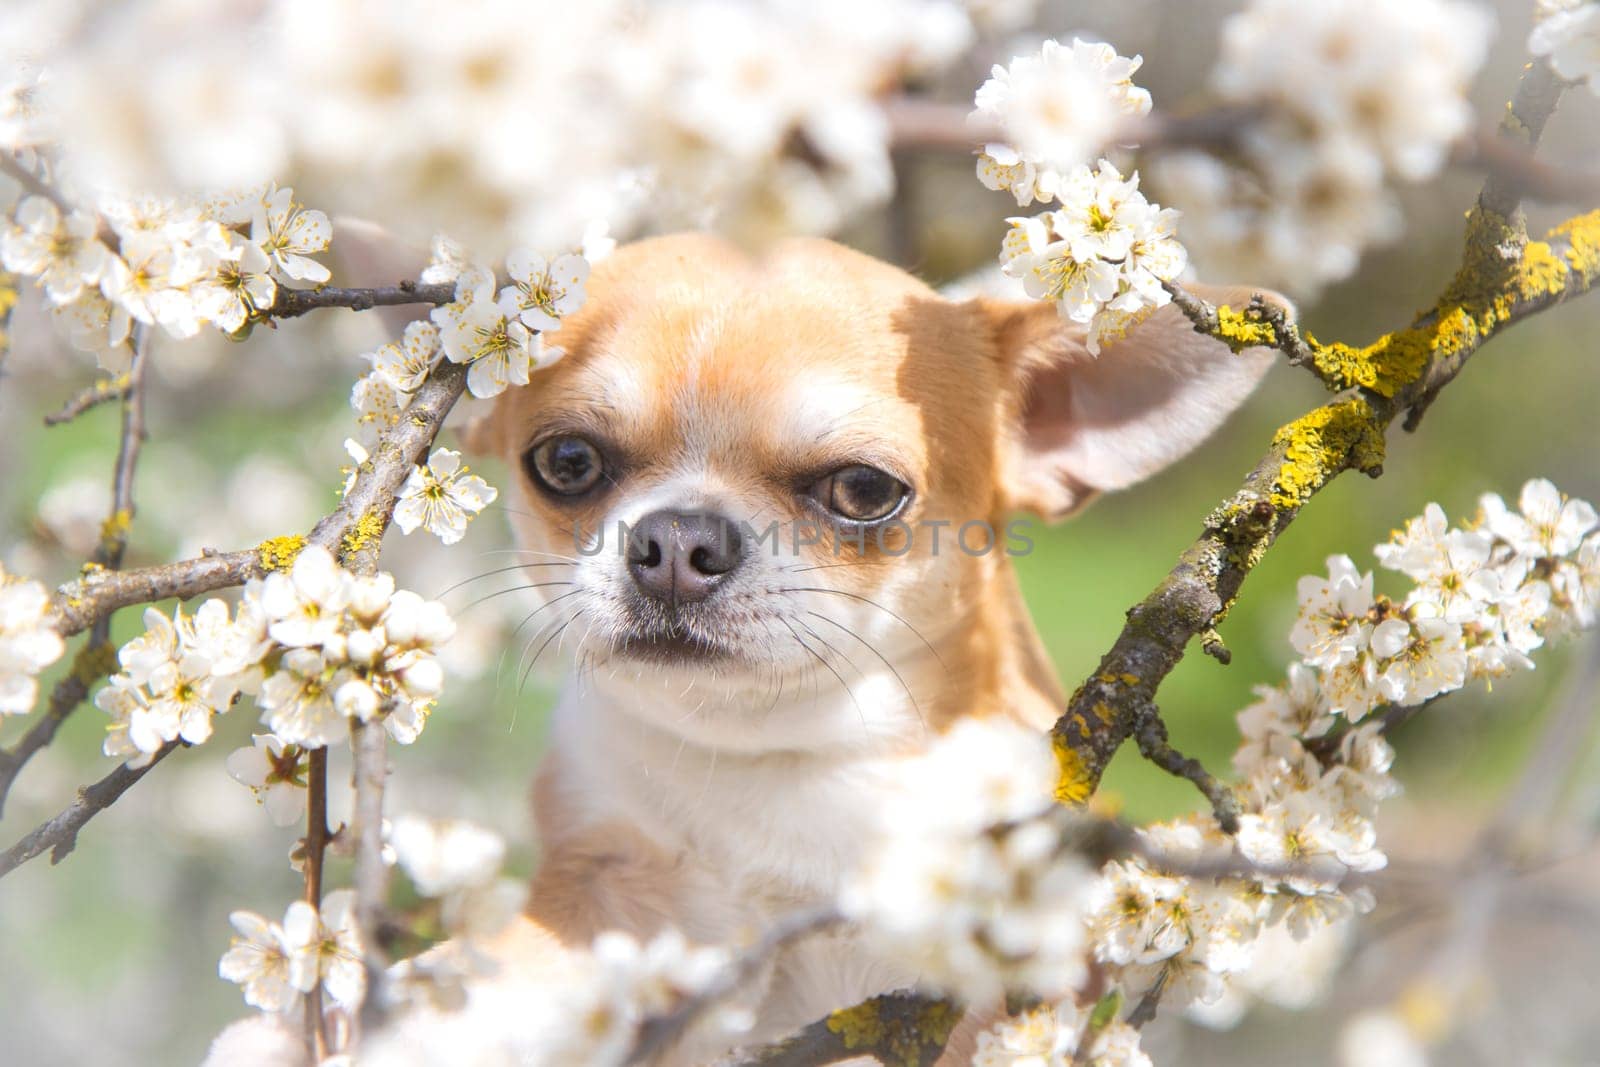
[526, 436, 605, 497]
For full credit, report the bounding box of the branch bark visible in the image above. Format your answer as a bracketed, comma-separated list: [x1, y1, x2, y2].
[0, 328, 150, 815]
[303, 747, 332, 1060]
[267, 281, 455, 320]
[731, 992, 960, 1067]
[0, 742, 178, 875]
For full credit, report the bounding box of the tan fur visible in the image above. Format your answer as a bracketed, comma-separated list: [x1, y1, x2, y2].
[466, 235, 1280, 1063]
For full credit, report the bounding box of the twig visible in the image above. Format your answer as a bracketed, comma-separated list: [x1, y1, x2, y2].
[267, 281, 455, 321]
[1461, 123, 1600, 209]
[304, 747, 331, 1060]
[0, 328, 150, 815]
[1476, 59, 1567, 223]
[350, 719, 391, 1036]
[43, 372, 131, 426]
[1126, 972, 1167, 1029]
[883, 97, 991, 152]
[0, 152, 73, 215]
[0, 743, 178, 876]
[44, 547, 268, 639]
[1161, 279, 1322, 376]
[628, 908, 845, 1065]
[1130, 704, 1240, 835]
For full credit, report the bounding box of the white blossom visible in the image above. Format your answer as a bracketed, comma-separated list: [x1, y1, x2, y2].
[547, 929, 735, 1066]
[257, 648, 351, 748]
[1530, 3, 1600, 93]
[503, 248, 590, 332]
[1290, 556, 1376, 671]
[352, 372, 409, 444]
[1155, 0, 1491, 295]
[998, 161, 1185, 353]
[0, 564, 66, 716]
[251, 185, 332, 284]
[973, 1000, 1150, 1067]
[1, 195, 108, 305]
[289, 889, 368, 1012]
[391, 815, 505, 898]
[238, 547, 454, 747]
[972, 38, 1152, 207]
[193, 239, 277, 333]
[92, 605, 242, 759]
[432, 273, 559, 399]
[259, 546, 353, 651]
[225, 734, 310, 827]
[842, 718, 1093, 1004]
[393, 448, 498, 545]
[370, 320, 442, 394]
[1481, 478, 1598, 559]
[220, 910, 302, 1013]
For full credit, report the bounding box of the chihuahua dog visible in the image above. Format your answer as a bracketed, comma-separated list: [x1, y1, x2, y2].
[464, 234, 1280, 1063]
[205, 234, 1278, 1066]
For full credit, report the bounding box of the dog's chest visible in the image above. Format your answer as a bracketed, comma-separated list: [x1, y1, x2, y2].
[552, 692, 915, 909]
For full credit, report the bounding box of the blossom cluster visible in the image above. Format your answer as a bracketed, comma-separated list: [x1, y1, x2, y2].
[1153, 0, 1493, 294]
[0, 185, 331, 365]
[974, 999, 1150, 1067]
[1530, 2, 1600, 92]
[973, 38, 1153, 209]
[219, 889, 365, 1015]
[1077, 479, 1598, 1032]
[0, 562, 65, 716]
[97, 545, 455, 767]
[7, 0, 994, 255]
[842, 718, 1097, 1005]
[975, 40, 1187, 352]
[369, 924, 739, 1067]
[1297, 478, 1599, 716]
[997, 160, 1186, 353]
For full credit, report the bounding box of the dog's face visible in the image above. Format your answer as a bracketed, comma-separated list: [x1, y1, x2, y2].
[471, 234, 1275, 749]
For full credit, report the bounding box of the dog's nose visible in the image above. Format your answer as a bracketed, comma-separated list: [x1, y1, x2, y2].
[626, 510, 744, 605]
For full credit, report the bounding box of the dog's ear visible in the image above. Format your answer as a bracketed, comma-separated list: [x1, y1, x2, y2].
[979, 285, 1290, 520]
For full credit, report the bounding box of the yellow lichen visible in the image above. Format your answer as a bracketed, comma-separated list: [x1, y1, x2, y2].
[825, 999, 957, 1067]
[257, 534, 307, 572]
[827, 1002, 885, 1050]
[0, 270, 16, 359]
[1269, 398, 1386, 510]
[341, 510, 386, 557]
[1053, 734, 1095, 806]
[99, 509, 132, 552]
[1307, 207, 1594, 397]
[1215, 305, 1277, 350]
[1552, 208, 1600, 286]
[72, 640, 119, 684]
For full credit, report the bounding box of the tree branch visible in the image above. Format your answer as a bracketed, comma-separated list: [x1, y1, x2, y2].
[43, 372, 132, 425]
[267, 281, 455, 320]
[1131, 704, 1240, 834]
[0, 742, 178, 875]
[303, 747, 332, 1059]
[0, 328, 150, 815]
[350, 719, 391, 1036]
[732, 992, 960, 1067]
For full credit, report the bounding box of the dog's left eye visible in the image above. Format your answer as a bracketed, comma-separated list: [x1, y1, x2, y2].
[812, 465, 909, 523]
[526, 435, 605, 496]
